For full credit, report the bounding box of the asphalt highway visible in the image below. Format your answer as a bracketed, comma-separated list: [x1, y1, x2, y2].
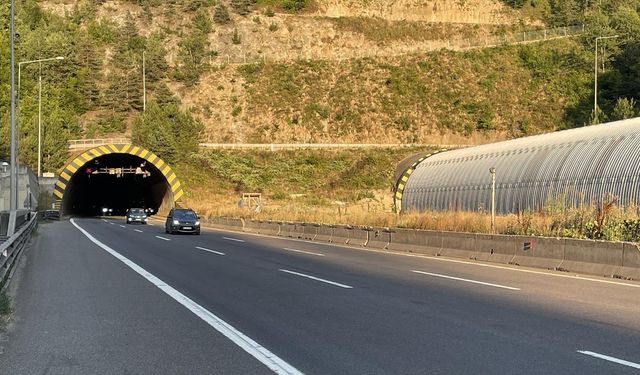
[1, 217, 639, 374]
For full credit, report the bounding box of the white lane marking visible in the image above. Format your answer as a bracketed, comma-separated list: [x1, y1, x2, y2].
[416, 256, 640, 289]
[119, 225, 126, 228]
[102, 219, 108, 223]
[158, 221, 640, 289]
[109, 222, 115, 225]
[411, 270, 520, 291]
[70, 219, 303, 375]
[223, 236, 245, 243]
[155, 236, 171, 241]
[283, 248, 325, 257]
[578, 350, 640, 369]
[279, 269, 353, 289]
[195, 246, 225, 256]
[134, 229, 143, 233]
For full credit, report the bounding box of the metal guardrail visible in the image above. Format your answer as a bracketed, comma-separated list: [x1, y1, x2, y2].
[199, 143, 468, 151]
[209, 25, 585, 65]
[0, 214, 36, 292]
[68, 138, 130, 150]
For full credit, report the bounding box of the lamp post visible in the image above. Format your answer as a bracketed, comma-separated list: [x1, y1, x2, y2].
[489, 167, 496, 234]
[8, 0, 17, 236]
[18, 56, 65, 177]
[142, 51, 146, 112]
[594, 35, 619, 122]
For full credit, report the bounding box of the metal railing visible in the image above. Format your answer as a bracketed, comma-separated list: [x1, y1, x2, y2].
[199, 143, 468, 151]
[207, 25, 585, 65]
[0, 213, 36, 291]
[68, 138, 130, 150]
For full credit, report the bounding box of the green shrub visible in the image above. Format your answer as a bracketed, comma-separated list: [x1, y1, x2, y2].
[282, 0, 308, 11]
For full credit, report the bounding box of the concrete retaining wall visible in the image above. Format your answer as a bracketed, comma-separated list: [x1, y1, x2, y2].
[202, 217, 640, 280]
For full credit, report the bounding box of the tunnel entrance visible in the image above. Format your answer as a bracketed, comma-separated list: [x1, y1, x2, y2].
[54, 144, 184, 216]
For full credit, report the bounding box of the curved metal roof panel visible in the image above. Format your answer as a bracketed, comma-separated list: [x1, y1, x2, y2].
[401, 117, 640, 213]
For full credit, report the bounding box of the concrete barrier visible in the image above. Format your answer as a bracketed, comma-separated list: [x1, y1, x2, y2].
[281, 222, 300, 238]
[350, 226, 369, 247]
[512, 237, 564, 270]
[301, 223, 318, 240]
[388, 229, 442, 255]
[475, 234, 516, 263]
[560, 239, 624, 276]
[200, 216, 640, 280]
[440, 232, 477, 259]
[315, 225, 333, 243]
[331, 225, 353, 245]
[244, 220, 261, 234]
[619, 242, 640, 280]
[366, 227, 391, 249]
[260, 221, 280, 236]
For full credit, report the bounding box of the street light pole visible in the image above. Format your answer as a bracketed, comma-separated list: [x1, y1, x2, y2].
[594, 35, 619, 122]
[489, 167, 496, 234]
[18, 56, 64, 178]
[38, 64, 42, 177]
[142, 51, 146, 112]
[8, 0, 17, 235]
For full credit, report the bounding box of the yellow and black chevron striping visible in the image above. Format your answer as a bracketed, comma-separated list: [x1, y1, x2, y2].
[393, 149, 447, 213]
[53, 144, 184, 202]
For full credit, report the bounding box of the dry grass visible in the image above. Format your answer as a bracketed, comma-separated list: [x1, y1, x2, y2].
[183, 192, 640, 241]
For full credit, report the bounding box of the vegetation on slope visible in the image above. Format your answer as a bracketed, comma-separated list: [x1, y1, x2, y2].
[0, 0, 638, 229]
[234, 39, 592, 144]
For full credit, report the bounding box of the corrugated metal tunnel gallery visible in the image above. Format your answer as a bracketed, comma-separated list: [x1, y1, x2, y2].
[397, 117, 640, 214]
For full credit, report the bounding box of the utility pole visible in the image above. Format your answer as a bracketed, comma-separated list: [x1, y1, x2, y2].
[38, 64, 42, 177]
[490, 168, 497, 234]
[8, 0, 17, 236]
[143, 51, 146, 112]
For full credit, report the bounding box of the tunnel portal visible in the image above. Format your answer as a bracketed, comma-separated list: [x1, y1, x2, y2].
[54, 144, 183, 216]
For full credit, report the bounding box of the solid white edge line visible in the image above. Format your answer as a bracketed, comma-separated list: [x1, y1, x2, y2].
[155, 236, 171, 241]
[283, 248, 325, 257]
[195, 246, 226, 256]
[577, 350, 640, 369]
[134, 229, 143, 233]
[411, 270, 520, 291]
[70, 219, 303, 375]
[279, 269, 353, 289]
[223, 237, 245, 243]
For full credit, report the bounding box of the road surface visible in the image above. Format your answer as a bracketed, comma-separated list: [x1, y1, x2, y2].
[1, 217, 639, 374]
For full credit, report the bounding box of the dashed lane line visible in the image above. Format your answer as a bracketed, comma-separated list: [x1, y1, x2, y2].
[223, 237, 245, 243]
[279, 269, 353, 289]
[411, 270, 520, 291]
[195, 246, 226, 256]
[282, 248, 325, 257]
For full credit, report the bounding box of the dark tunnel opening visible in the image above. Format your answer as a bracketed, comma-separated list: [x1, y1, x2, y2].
[62, 153, 173, 216]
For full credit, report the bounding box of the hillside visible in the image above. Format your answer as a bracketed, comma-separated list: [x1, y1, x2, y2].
[0, 0, 638, 174]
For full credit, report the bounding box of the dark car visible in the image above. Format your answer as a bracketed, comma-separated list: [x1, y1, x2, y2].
[165, 208, 200, 235]
[126, 208, 148, 224]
